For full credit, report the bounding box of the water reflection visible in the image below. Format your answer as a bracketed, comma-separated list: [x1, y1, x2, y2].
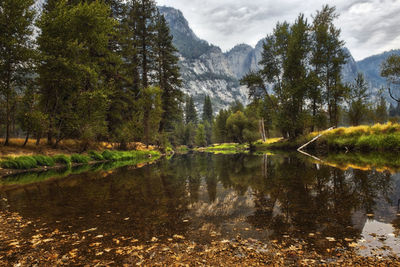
[0, 153, 399, 254]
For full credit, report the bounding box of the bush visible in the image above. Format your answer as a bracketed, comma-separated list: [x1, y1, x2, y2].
[54, 155, 72, 168]
[101, 150, 116, 161]
[1, 156, 38, 170]
[89, 151, 104, 161]
[32, 155, 55, 167]
[71, 154, 90, 164]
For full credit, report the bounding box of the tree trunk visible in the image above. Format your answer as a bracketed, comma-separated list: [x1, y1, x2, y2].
[4, 88, 10, 146]
[23, 132, 30, 147]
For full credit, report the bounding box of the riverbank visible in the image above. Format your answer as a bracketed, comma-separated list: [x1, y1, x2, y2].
[267, 123, 400, 152]
[0, 149, 161, 177]
[1, 210, 398, 266]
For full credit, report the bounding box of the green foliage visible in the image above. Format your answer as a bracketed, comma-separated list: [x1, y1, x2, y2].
[138, 86, 163, 145]
[1, 156, 38, 170]
[101, 150, 160, 162]
[37, 0, 116, 145]
[381, 54, 400, 102]
[70, 154, 90, 164]
[202, 95, 213, 123]
[154, 13, 183, 133]
[213, 109, 230, 143]
[32, 155, 55, 167]
[195, 124, 207, 147]
[185, 95, 198, 125]
[347, 73, 370, 126]
[88, 151, 104, 161]
[240, 5, 347, 138]
[0, 0, 36, 145]
[54, 155, 72, 168]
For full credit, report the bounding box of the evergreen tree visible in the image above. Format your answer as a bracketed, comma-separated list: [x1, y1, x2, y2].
[136, 0, 157, 88]
[241, 14, 311, 139]
[347, 73, 370, 126]
[375, 96, 388, 124]
[313, 5, 348, 127]
[37, 1, 116, 147]
[0, 0, 36, 145]
[138, 86, 163, 146]
[154, 12, 183, 133]
[202, 95, 213, 123]
[213, 109, 230, 143]
[195, 124, 206, 147]
[185, 96, 197, 125]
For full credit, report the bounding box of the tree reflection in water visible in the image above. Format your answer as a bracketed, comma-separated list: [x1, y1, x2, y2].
[0, 153, 399, 251]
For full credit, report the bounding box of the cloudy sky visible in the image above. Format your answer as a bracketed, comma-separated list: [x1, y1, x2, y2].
[156, 0, 400, 61]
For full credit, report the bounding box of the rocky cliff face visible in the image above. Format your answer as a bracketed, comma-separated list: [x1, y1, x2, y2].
[34, 2, 398, 110]
[161, 6, 400, 109]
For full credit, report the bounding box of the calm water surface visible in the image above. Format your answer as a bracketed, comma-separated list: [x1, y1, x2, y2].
[1, 153, 400, 256]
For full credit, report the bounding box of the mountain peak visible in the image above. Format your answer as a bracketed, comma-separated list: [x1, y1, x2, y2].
[159, 6, 215, 60]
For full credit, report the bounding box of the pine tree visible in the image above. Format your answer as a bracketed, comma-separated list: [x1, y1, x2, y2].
[313, 5, 348, 127]
[0, 0, 36, 145]
[241, 15, 311, 139]
[138, 86, 163, 146]
[154, 12, 183, 133]
[136, 0, 157, 88]
[213, 109, 230, 143]
[185, 96, 197, 125]
[37, 1, 116, 147]
[202, 95, 213, 123]
[347, 73, 370, 126]
[375, 96, 388, 123]
[195, 124, 207, 147]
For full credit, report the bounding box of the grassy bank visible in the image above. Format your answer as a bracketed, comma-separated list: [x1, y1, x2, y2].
[0, 150, 161, 172]
[197, 143, 249, 154]
[267, 123, 400, 152]
[195, 138, 282, 154]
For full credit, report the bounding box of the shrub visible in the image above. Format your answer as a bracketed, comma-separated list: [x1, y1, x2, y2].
[1, 156, 38, 170]
[101, 150, 116, 161]
[32, 155, 55, 167]
[54, 155, 72, 168]
[89, 151, 104, 161]
[71, 154, 90, 164]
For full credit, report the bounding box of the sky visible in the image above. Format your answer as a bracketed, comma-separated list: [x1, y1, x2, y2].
[156, 0, 400, 61]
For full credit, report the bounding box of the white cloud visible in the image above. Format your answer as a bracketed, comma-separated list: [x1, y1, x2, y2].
[156, 0, 400, 60]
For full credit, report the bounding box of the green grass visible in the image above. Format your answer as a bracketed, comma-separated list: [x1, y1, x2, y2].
[1, 150, 161, 172]
[70, 154, 90, 164]
[0, 151, 162, 186]
[1, 156, 38, 170]
[102, 150, 160, 162]
[88, 150, 104, 161]
[200, 143, 248, 154]
[261, 123, 400, 152]
[54, 154, 72, 168]
[32, 155, 55, 167]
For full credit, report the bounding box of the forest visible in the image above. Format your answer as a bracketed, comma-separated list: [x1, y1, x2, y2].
[1, 1, 400, 153]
